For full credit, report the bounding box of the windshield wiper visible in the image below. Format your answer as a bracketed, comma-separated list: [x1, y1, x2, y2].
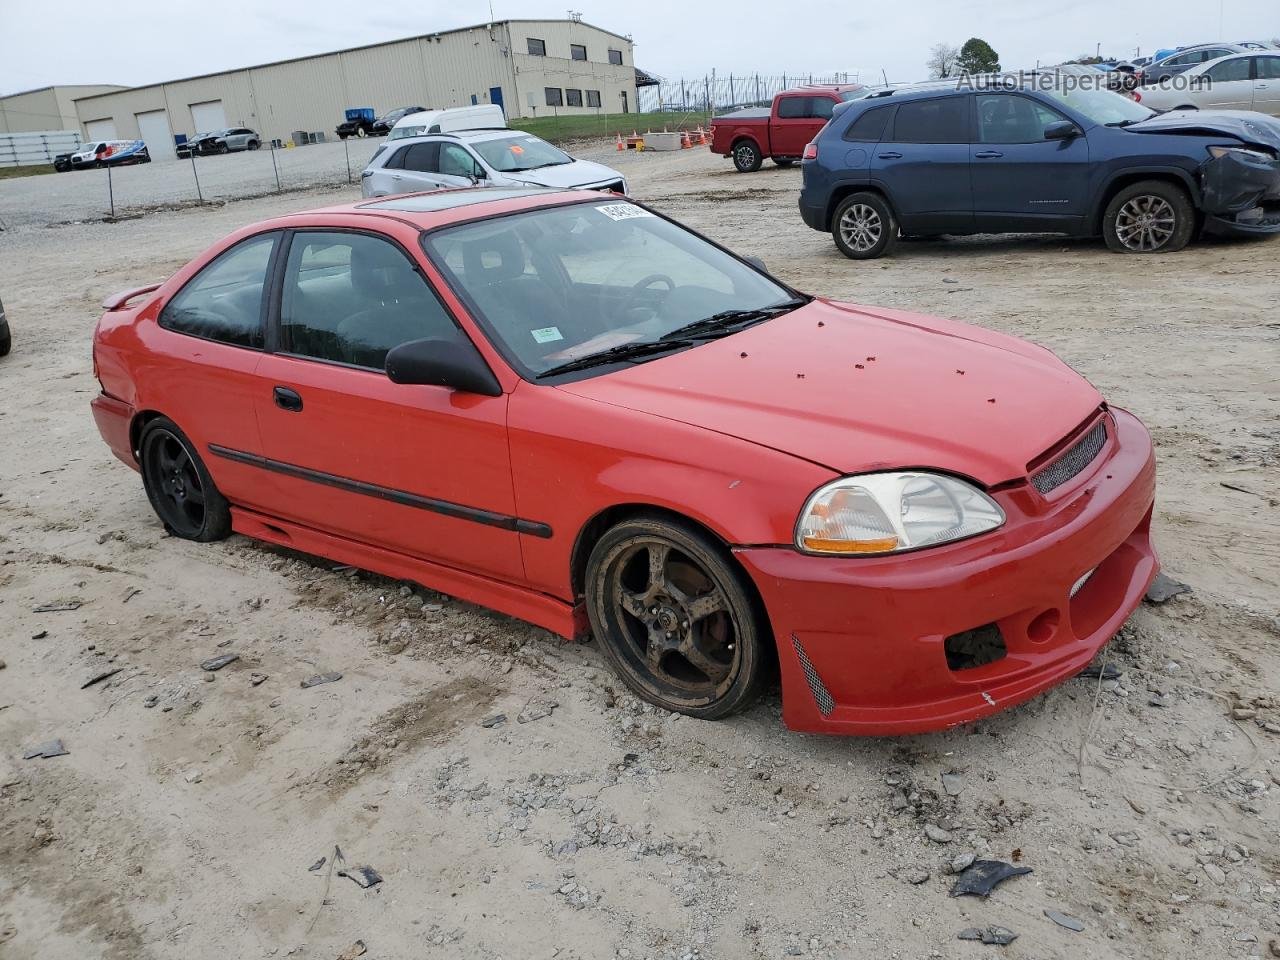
[660, 299, 809, 341]
[1106, 118, 1142, 127]
[535, 338, 695, 378]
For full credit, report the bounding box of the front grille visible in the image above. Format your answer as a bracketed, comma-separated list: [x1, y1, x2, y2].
[1032, 420, 1107, 495]
[792, 635, 835, 716]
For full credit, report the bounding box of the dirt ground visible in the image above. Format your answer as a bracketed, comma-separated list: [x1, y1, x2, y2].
[1, 146, 1278, 960]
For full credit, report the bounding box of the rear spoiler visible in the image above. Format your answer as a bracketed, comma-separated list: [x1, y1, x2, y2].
[102, 283, 162, 311]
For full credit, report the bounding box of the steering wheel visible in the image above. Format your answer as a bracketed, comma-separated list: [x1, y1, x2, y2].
[615, 273, 676, 322]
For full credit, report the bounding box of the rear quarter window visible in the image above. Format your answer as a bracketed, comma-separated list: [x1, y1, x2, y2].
[843, 105, 891, 142]
[159, 234, 277, 349]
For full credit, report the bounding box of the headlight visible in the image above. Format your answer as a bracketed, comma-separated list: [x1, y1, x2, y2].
[1208, 145, 1275, 162]
[795, 472, 1005, 555]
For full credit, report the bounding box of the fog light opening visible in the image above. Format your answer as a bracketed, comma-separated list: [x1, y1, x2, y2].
[945, 624, 1007, 671]
[1027, 609, 1060, 645]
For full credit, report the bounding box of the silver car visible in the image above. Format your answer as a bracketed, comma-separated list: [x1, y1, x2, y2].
[360, 129, 626, 198]
[1138, 51, 1280, 117]
[183, 127, 262, 156]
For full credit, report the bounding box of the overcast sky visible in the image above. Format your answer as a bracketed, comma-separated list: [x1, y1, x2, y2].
[2, 0, 1277, 95]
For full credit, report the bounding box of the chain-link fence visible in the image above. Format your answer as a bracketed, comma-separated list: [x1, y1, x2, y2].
[638, 73, 865, 113]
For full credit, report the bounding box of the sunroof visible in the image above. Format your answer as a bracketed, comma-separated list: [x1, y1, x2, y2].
[360, 187, 557, 212]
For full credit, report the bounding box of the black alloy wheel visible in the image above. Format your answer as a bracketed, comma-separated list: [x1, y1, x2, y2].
[586, 517, 768, 719]
[139, 417, 231, 541]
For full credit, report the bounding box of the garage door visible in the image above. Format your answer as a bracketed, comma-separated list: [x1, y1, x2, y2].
[135, 110, 175, 161]
[85, 118, 117, 141]
[190, 100, 227, 134]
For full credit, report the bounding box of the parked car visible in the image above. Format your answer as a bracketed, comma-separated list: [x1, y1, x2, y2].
[89, 188, 1158, 734]
[709, 84, 871, 172]
[70, 140, 151, 169]
[361, 130, 625, 197]
[798, 81, 1280, 258]
[1138, 43, 1247, 84]
[336, 107, 376, 139]
[53, 151, 75, 172]
[372, 106, 428, 136]
[386, 104, 507, 140]
[1136, 51, 1280, 117]
[181, 128, 261, 156]
[0, 294, 9, 357]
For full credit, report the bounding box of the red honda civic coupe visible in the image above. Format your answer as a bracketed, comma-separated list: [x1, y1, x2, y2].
[91, 187, 1158, 735]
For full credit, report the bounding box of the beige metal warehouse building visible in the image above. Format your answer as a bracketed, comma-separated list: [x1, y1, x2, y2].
[0, 85, 127, 134]
[72, 19, 638, 161]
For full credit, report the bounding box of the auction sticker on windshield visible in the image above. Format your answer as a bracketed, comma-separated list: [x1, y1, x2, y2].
[531, 326, 564, 343]
[596, 204, 654, 221]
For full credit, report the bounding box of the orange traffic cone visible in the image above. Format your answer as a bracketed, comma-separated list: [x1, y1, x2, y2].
[615, 133, 624, 152]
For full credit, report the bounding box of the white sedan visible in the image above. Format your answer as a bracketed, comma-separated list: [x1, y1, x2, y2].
[1138, 51, 1280, 117]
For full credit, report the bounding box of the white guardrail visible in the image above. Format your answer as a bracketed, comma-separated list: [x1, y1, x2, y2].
[0, 130, 82, 167]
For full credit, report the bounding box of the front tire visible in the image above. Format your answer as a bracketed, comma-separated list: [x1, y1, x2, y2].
[732, 140, 762, 173]
[832, 192, 898, 260]
[248, 140, 260, 150]
[1102, 180, 1194, 254]
[585, 516, 768, 720]
[139, 417, 232, 542]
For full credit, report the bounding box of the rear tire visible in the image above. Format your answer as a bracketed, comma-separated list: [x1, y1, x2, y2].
[732, 140, 763, 173]
[1102, 180, 1194, 254]
[585, 516, 768, 720]
[0, 329, 11, 357]
[356, 127, 368, 138]
[138, 417, 232, 542]
[832, 192, 898, 260]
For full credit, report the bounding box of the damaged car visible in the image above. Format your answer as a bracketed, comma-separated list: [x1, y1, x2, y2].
[90, 188, 1158, 735]
[799, 81, 1280, 257]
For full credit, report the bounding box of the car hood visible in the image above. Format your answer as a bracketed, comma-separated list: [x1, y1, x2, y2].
[505, 158, 622, 189]
[557, 300, 1103, 486]
[1127, 110, 1280, 150]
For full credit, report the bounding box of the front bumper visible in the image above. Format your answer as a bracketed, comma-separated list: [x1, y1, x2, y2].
[91, 392, 138, 471]
[1201, 150, 1280, 236]
[736, 407, 1158, 735]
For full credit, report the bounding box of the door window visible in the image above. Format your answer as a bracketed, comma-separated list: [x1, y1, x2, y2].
[1257, 56, 1280, 80]
[160, 233, 276, 348]
[438, 143, 479, 178]
[891, 97, 970, 143]
[1205, 57, 1252, 83]
[976, 95, 1068, 142]
[279, 232, 459, 370]
[399, 142, 440, 173]
[777, 96, 813, 119]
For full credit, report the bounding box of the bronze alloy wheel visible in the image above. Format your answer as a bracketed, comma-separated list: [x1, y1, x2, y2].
[586, 517, 767, 719]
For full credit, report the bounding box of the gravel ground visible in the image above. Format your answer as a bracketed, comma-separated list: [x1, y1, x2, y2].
[0, 145, 1278, 960]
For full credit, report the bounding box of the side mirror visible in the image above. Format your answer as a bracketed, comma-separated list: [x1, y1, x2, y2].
[1044, 121, 1081, 141]
[385, 337, 503, 396]
[743, 255, 768, 273]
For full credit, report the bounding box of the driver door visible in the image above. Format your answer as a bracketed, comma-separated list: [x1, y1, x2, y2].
[252, 228, 524, 582]
[1197, 57, 1255, 109]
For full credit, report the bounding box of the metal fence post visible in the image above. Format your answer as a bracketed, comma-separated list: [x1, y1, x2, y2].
[729, 75, 735, 108]
[189, 152, 203, 203]
[106, 164, 115, 219]
[344, 137, 352, 185]
[270, 142, 281, 191]
[755, 74, 761, 103]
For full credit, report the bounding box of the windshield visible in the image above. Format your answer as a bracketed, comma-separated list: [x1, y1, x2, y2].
[1041, 86, 1154, 125]
[424, 201, 800, 378]
[472, 135, 571, 172]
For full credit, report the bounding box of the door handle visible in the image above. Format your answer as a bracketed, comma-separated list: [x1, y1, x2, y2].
[877, 151, 903, 159]
[975, 151, 1004, 159]
[273, 386, 303, 412]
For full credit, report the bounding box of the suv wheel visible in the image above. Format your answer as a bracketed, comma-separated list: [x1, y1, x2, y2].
[1103, 180, 1194, 254]
[832, 192, 897, 260]
[732, 140, 762, 173]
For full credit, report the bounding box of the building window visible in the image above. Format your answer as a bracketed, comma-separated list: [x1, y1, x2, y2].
[565, 89, 583, 107]
[608, 48, 623, 66]
[545, 87, 563, 107]
[570, 43, 587, 61]
[527, 38, 546, 56]
[586, 90, 601, 108]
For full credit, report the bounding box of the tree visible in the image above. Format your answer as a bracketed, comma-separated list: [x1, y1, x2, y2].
[956, 37, 1001, 75]
[927, 43, 960, 79]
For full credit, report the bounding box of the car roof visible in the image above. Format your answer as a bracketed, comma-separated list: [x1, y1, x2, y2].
[258, 186, 615, 232]
[379, 128, 534, 147]
[1155, 42, 1245, 61]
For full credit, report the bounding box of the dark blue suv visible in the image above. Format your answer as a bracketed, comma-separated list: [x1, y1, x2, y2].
[799, 79, 1280, 258]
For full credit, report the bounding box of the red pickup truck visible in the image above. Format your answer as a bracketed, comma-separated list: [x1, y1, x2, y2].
[709, 84, 870, 172]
